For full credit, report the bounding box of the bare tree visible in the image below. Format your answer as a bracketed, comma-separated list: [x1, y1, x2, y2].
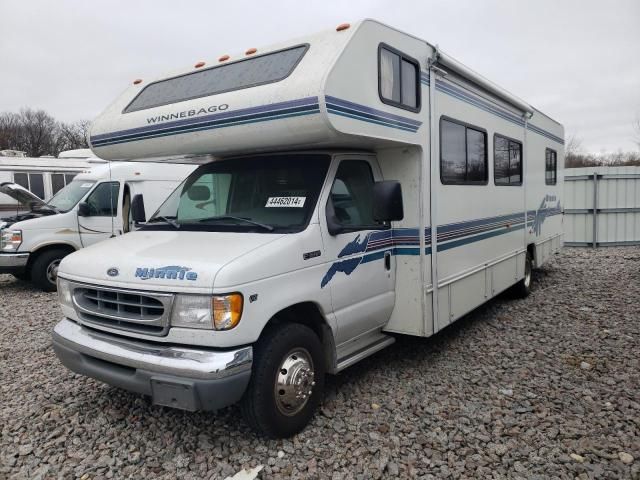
[633, 117, 640, 150]
[564, 134, 583, 168]
[0, 109, 90, 157]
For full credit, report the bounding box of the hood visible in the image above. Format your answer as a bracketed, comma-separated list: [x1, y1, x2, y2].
[58, 230, 286, 293]
[0, 182, 50, 210]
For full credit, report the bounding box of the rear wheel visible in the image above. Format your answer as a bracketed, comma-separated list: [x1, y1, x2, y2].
[241, 323, 325, 438]
[31, 248, 70, 292]
[513, 252, 533, 298]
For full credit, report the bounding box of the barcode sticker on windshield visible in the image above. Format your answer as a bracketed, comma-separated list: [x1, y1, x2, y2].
[265, 196, 306, 208]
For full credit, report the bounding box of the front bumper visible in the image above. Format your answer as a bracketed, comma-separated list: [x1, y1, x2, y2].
[0, 252, 29, 274]
[52, 318, 253, 411]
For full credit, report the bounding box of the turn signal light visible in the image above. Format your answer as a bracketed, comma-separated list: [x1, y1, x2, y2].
[336, 23, 350, 32]
[213, 294, 243, 330]
[133, 79, 143, 85]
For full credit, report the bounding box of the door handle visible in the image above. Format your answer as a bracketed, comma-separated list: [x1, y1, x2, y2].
[384, 251, 391, 271]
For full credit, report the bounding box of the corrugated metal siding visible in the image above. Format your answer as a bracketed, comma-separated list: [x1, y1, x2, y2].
[564, 166, 640, 246]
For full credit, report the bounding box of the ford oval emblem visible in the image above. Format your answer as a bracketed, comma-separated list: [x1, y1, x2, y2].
[107, 268, 119, 277]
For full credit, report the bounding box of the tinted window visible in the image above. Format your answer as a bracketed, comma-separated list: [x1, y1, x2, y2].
[13, 172, 28, 190]
[29, 173, 45, 199]
[545, 148, 557, 185]
[494, 135, 523, 185]
[85, 182, 120, 216]
[65, 173, 77, 184]
[149, 155, 330, 233]
[125, 45, 308, 113]
[440, 118, 487, 184]
[52, 173, 66, 195]
[330, 161, 376, 228]
[379, 45, 420, 111]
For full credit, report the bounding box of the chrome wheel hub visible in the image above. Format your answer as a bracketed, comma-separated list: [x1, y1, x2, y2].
[47, 259, 61, 285]
[274, 348, 315, 416]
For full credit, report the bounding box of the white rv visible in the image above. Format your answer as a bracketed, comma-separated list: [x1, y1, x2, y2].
[52, 20, 564, 437]
[0, 150, 106, 211]
[0, 162, 195, 290]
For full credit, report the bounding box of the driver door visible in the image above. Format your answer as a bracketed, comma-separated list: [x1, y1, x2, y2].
[320, 156, 396, 346]
[78, 181, 121, 247]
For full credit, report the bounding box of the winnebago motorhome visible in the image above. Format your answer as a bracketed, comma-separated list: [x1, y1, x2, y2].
[0, 162, 195, 290]
[52, 19, 564, 437]
[0, 150, 106, 211]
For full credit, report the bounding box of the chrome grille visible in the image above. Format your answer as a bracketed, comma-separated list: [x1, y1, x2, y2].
[71, 284, 173, 336]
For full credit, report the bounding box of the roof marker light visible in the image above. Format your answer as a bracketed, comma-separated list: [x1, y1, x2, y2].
[195, 61, 205, 68]
[218, 54, 230, 62]
[245, 48, 257, 55]
[336, 23, 350, 32]
[133, 79, 143, 85]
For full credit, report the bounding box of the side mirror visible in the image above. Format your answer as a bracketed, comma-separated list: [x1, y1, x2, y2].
[131, 194, 146, 223]
[187, 185, 210, 201]
[325, 197, 344, 236]
[77, 202, 90, 217]
[373, 181, 404, 222]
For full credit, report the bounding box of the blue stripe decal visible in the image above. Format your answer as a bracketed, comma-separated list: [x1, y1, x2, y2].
[438, 222, 527, 252]
[91, 97, 321, 147]
[325, 95, 422, 133]
[421, 71, 563, 145]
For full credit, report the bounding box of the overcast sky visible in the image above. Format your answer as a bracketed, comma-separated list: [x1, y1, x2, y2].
[1, 0, 638, 153]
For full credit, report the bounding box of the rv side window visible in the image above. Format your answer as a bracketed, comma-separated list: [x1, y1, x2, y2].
[29, 173, 45, 199]
[545, 148, 557, 185]
[494, 135, 523, 186]
[52, 174, 66, 195]
[85, 182, 120, 216]
[330, 161, 377, 229]
[13, 172, 29, 190]
[379, 44, 420, 112]
[440, 118, 488, 185]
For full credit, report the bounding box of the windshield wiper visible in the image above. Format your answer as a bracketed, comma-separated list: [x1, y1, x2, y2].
[197, 215, 274, 231]
[148, 216, 180, 229]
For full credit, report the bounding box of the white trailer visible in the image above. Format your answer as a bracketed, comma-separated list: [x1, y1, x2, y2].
[0, 161, 195, 290]
[52, 19, 564, 437]
[0, 151, 106, 211]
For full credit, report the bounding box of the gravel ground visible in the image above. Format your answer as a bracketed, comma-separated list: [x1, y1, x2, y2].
[1, 247, 639, 480]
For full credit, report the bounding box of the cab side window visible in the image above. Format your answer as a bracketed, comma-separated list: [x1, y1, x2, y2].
[329, 161, 377, 229]
[85, 182, 120, 216]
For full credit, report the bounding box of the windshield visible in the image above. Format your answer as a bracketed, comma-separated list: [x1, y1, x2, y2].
[47, 180, 95, 212]
[146, 154, 330, 233]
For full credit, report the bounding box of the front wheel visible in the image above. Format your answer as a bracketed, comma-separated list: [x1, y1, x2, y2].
[31, 248, 70, 292]
[241, 323, 325, 438]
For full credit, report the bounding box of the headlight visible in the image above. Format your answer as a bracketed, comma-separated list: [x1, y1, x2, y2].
[1, 229, 22, 252]
[171, 295, 213, 329]
[57, 277, 73, 309]
[170, 293, 243, 330]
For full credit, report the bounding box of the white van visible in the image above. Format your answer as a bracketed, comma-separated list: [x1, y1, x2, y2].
[52, 19, 564, 437]
[0, 162, 195, 290]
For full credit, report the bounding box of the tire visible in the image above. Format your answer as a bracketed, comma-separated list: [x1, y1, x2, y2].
[513, 252, 533, 298]
[31, 248, 70, 292]
[241, 323, 325, 438]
